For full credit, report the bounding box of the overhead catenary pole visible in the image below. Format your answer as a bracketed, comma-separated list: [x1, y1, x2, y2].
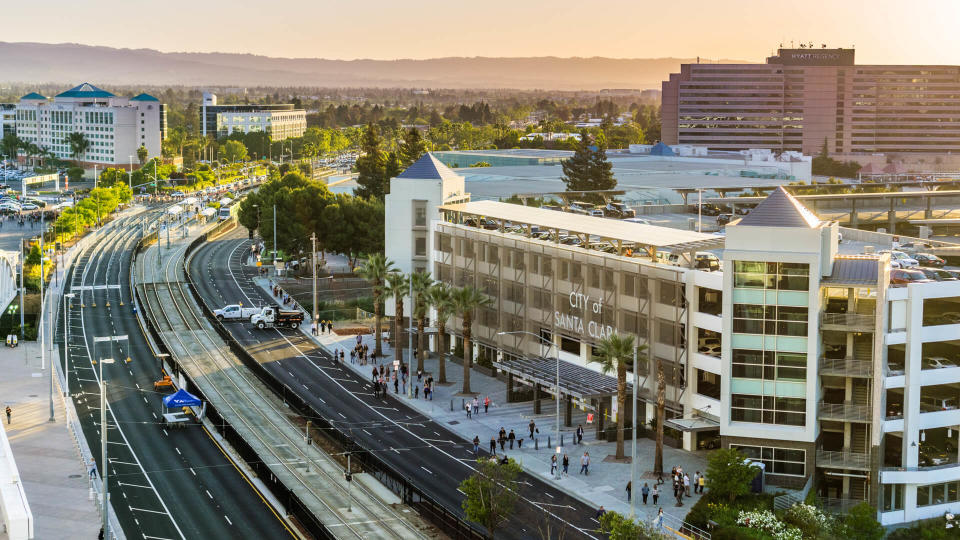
[63, 293, 75, 398]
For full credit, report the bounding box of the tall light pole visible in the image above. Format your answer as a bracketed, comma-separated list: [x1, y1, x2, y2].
[98, 357, 115, 539]
[497, 330, 561, 479]
[128, 156, 133, 190]
[407, 275, 413, 398]
[63, 293, 75, 398]
[272, 204, 277, 263]
[311, 233, 317, 324]
[630, 346, 638, 519]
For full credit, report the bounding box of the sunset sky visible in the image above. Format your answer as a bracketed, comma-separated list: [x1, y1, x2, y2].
[6, 0, 958, 63]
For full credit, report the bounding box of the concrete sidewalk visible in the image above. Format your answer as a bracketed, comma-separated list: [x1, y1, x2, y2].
[257, 275, 709, 528]
[0, 342, 100, 540]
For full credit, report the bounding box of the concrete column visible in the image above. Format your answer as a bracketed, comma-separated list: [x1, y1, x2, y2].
[902, 288, 923, 471]
[506, 372, 514, 403]
[888, 197, 896, 235]
[596, 399, 606, 438]
[850, 198, 858, 228]
[682, 431, 693, 451]
[533, 383, 541, 415]
[925, 195, 933, 219]
[565, 395, 573, 427]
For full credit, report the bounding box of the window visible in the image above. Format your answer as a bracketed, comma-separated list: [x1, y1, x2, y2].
[733, 304, 808, 336]
[659, 280, 684, 306]
[733, 261, 809, 291]
[731, 445, 806, 476]
[571, 262, 582, 282]
[731, 395, 806, 426]
[732, 349, 806, 381]
[541, 256, 552, 276]
[696, 369, 721, 400]
[916, 481, 960, 507]
[482, 276, 498, 297]
[414, 235, 427, 257]
[435, 232, 452, 253]
[590, 267, 601, 288]
[414, 203, 427, 227]
[623, 274, 636, 296]
[657, 319, 681, 347]
[512, 250, 524, 270]
[559, 260, 570, 281]
[486, 245, 499, 264]
[560, 335, 580, 355]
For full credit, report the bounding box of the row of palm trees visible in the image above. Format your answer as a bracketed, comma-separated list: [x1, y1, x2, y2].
[356, 253, 492, 394]
[356, 253, 666, 473]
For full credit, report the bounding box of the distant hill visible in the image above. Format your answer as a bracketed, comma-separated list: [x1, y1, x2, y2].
[0, 42, 750, 90]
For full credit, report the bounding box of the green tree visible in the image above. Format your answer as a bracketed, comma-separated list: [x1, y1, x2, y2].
[705, 447, 759, 502]
[598, 510, 666, 540]
[384, 272, 409, 367]
[355, 123, 388, 200]
[398, 127, 428, 168]
[589, 131, 616, 189]
[66, 167, 83, 184]
[1, 134, 21, 161]
[66, 132, 90, 164]
[222, 140, 249, 163]
[355, 253, 395, 357]
[590, 334, 645, 460]
[459, 456, 521, 539]
[410, 271, 434, 374]
[840, 502, 884, 540]
[655, 357, 666, 476]
[426, 283, 454, 384]
[137, 144, 148, 165]
[451, 285, 491, 394]
[560, 131, 616, 195]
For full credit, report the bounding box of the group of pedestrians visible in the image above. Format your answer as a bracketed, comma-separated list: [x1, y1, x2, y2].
[310, 319, 333, 335]
[463, 396, 492, 418]
[350, 336, 374, 365]
[648, 466, 704, 507]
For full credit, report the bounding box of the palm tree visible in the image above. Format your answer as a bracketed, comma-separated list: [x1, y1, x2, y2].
[355, 253, 395, 356]
[590, 334, 646, 460]
[451, 286, 491, 394]
[409, 271, 434, 374]
[427, 283, 454, 384]
[66, 132, 90, 165]
[384, 272, 409, 367]
[655, 357, 666, 477]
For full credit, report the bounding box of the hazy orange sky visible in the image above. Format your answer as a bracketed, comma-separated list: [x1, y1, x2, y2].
[5, 0, 959, 63]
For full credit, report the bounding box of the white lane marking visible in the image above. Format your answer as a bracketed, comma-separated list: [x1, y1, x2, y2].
[338, 412, 346, 419]
[420, 466, 432, 474]
[175, 447, 181, 455]
[224, 515, 232, 525]
[190, 468, 196, 476]
[129, 506, 169, 515]
[163, 429, 168, 436]
[206, 490, 213, 499]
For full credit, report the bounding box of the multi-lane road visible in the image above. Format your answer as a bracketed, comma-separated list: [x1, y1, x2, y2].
[57, 213, 295, 539]
[189, 226, 603, 540]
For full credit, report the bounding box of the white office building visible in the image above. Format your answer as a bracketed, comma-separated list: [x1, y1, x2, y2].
[200, 92, 306, 142]
[14, 83, 165, 167]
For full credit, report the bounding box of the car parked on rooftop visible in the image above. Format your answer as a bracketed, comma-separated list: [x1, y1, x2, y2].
[890, 268, 933, 286]
[913, 253, 946, 267]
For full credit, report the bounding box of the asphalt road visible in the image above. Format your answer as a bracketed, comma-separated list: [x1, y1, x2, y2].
[58, 212, 295, 540]
[189, 226, 604, 540]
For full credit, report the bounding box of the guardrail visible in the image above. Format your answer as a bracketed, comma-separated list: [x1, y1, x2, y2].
[181, 228, 486, 540]
[818, 401, 872, 423]
[816, 449, 871, 470]
[131, 217, 336, 540]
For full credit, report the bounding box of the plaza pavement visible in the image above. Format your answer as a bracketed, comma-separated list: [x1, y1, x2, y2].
[257, 269, 709, 529]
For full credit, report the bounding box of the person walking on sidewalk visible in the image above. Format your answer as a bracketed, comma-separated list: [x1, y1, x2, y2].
[472, 397, 479, 416]
[652, 485, 659, 505]
[88, 458, 97, 479]
[550, 455, 557, 476]
[466, 402, 472, 419]
[529, 420, 536, 440]
[684, 473, 691, 497]
[4, 406, 10, 425]
[562, 453, 569, 475]
[508, 429, 516, 449]
[579, 452, 590, 475]
[576, 424, 584, 445]
[641, 483, 650, 504]
[698, 472, 705, 494]
[626, 480, 632, 502]
[484, 396, 490, 413]
[655, 508, 664, 531]
[489, 437, 496, 455]
[473, 436, 480, 454]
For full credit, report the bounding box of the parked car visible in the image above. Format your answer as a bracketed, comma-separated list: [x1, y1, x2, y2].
[890, 269, 933, 286]
[716, 213, 733, 227]
[923, 356, 958, 370]
[623, 217, 651, 225]
[605, 202, 636, 218]
[913, 253, 946, 267]
[880, 250, 919, 268]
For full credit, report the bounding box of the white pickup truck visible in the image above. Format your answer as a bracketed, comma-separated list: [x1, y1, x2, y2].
[213, 304, 260, 321]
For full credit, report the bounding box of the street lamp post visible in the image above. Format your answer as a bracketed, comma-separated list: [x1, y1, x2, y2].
[311, 233, 317, 324]
[497, 330, 561, 479]
[407, 275, 413, 398]
[98, 357, 115, 539]
[63, 293, 75, 398]
[630, 346, 638, 519]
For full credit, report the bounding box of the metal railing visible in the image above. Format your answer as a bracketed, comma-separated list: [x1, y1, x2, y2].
[819, 357, 873, 377]
[816, 450, 871, 470]
[817, 497, 868, 514]
[818, 401, 873, 422]
[820, 311, 875, 330]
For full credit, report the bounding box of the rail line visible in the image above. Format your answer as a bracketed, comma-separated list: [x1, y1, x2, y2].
[142, 222, 427, 540]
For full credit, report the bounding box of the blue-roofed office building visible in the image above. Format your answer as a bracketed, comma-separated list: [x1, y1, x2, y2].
[13, 83, 166, 168]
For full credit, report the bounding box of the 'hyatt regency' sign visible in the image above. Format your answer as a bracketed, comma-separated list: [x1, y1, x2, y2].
[776, 48, 855, 66]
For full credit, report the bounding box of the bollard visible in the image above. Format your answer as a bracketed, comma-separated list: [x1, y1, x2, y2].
[450, 399, 454, 412]
[561, 434, 564, 447]
[547, 436, 551, 449]
[535, 438, 539, 450]
[306, 420, 312, 444]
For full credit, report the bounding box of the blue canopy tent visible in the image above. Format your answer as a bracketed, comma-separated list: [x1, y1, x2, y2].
[162, 388, 202, 409]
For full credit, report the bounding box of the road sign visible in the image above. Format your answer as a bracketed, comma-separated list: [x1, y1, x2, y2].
[586, 413, 594, 424]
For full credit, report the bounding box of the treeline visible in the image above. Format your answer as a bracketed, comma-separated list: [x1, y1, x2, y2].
[236, 171, 384, 266]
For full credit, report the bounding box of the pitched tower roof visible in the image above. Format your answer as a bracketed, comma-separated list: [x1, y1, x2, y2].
[736, 186, 820, 228]
[396, 153, 461, 182]
[56, 83, 115, 99]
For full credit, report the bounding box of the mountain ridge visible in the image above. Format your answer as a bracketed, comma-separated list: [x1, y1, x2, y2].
[0, 41, 753, 90]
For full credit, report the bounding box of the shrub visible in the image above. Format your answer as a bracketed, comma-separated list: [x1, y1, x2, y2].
[838, 502, 884, 540]
[737, 509, 802, 540]
[782, 503, 833, 538]
[706, 447, 760, 502]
